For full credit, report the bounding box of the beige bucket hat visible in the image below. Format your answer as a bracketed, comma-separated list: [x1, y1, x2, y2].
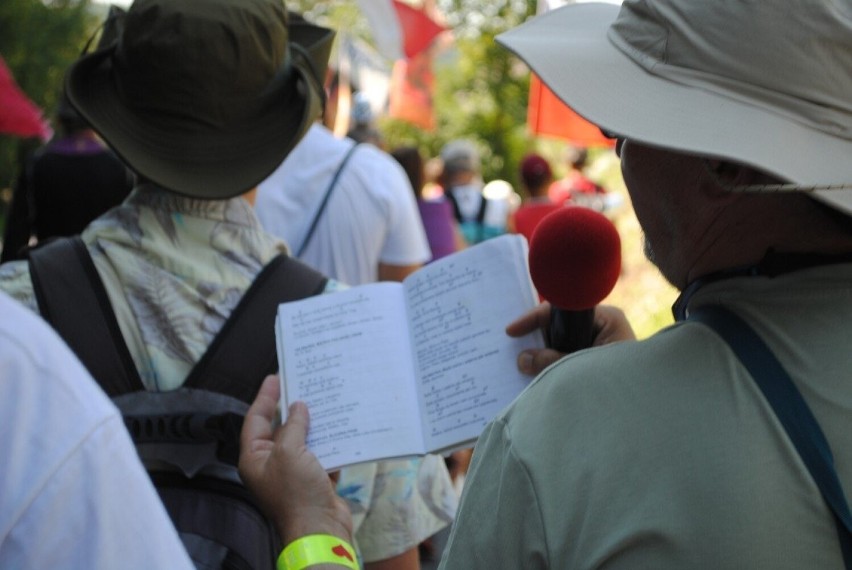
[497, 0, 852, 215]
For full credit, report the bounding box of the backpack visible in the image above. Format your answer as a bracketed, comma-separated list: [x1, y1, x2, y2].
[444, 188, 505, 245]
[28, 236, 328, 570]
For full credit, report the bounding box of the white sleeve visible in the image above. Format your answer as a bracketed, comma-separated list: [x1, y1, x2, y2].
[1, 416, 194, 570]
[375, 156, 431, 266]
[0, 293, 193, 570]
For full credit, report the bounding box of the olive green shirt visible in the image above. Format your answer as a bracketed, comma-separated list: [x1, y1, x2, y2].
[442, 264, 852, 569]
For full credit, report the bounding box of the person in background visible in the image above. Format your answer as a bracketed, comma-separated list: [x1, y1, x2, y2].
[0, 290, 193, 569]
[1, 93, 133, 262]
[390, 145, 464, 262]
[241, 0, 852, 568]
[346, 91, 384, 148]
[438, 139, 511, 245]
[511, 153, 561, 243]
[256, 119, 432, 285]
[0, 1, 453, 568]
[548, 145, 609, 208]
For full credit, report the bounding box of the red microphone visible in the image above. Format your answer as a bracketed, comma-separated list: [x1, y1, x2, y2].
[528, 206, 622, 354]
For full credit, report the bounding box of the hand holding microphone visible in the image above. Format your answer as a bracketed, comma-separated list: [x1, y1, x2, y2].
[516, 206, 628, 362]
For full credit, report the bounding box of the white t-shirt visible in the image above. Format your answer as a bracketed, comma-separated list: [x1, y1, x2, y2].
[256, 124, 430, 285]
[0, 292, 193, 569]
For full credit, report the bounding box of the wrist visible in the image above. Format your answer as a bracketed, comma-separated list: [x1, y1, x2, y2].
[277, 534, 358, 570]
[279, 507, 353, 547]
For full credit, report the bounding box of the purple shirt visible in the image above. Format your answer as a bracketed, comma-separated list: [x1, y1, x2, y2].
[418, 198, 457, 262]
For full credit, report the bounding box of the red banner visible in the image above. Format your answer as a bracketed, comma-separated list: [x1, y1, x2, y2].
[392, 0, 446, 59]
[389, 51, 436, 130]
[0, 56, 50, 140]
[527, 74, 613, 148]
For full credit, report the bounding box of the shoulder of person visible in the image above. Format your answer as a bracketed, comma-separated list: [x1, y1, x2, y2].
[509, 321, 707, 420]
[348, 145, 412, 189]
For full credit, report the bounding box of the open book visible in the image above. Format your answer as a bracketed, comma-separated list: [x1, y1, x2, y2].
[275, 234, 545, 471]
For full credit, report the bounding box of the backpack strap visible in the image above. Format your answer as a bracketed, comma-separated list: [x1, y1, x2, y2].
[296, 142, 360, 257]
[689, 305, 852, 568]
[474, 194, 488, 243]
[184, 254, 328, 403]
[445, 188, 489, 243]
[28, 236, 145, 395]
[444, 188, 464, 224]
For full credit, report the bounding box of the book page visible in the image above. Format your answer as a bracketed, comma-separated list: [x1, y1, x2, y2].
[277, 283, 424, 470]
[405, 234, 544, 452]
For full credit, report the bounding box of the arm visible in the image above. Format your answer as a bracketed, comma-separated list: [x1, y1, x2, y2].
[506, 303, 636, 376]
[378, 262, 422, 283]
[376, 154, 431, 281]
[364, 548, 421, 570]
[441, 419, 547, 570]
[239, 376, 354, 566]
[453, 223, 468, 251]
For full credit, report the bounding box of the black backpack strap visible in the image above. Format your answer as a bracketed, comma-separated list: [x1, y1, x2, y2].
[475, 195, 488, 243]
[296, 142, 360, 257]
[185, 254, 328, 403]
[445, 188, 488, 243]
[689, 305, 852, 568]
[444, 188, 464, 224]
[28, 236, 145, 395]
[476, 193, 488, 225]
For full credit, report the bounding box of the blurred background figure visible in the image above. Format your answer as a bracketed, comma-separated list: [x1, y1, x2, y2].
[1, 92, 133, 262]
[549, 145, 609, 209]
[511, 153, 561, 243]
[256, 119, 431, 285]
[438, 139, 511, 245]
[347, 91, 384, 148]
[391, 145, 464, 262]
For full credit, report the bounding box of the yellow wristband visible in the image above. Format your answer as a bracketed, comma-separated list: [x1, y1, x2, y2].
[277, 534, 359, 570]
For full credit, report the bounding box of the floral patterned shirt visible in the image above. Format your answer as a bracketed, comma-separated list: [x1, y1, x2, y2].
[0, 184, 456, 561]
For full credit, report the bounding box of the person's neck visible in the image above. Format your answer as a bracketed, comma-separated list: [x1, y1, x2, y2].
[674, 248, 852, 320]
[684, 194, 852, 286]
[242, 188, 257, 206]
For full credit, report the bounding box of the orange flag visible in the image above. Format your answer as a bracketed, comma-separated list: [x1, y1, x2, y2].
[389, 51, 436, 130]
[527, 74, 613, 148]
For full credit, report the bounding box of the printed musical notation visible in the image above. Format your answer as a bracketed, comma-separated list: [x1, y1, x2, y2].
[287, 291, 375, 341]
[406, 262, 483, 305]
[277, 282, 424, 469]
[275, 235, 544, 470]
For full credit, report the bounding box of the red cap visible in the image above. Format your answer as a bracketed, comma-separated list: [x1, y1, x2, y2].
[520, 154, 553, 189]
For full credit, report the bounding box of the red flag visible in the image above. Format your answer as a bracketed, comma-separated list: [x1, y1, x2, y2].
[357, 0, 447, 61]
[527, 74, 613, 148]
[389, 51, 436, 130]
[0, 56, 51, 141]
[391, 0, 446, 59]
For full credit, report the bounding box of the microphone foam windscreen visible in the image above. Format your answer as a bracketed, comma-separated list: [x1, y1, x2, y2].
[528, 206, 621, 311]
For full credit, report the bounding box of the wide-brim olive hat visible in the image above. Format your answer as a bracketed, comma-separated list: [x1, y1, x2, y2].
[66, 0, 335, 199]
[497, 0, 852, 216]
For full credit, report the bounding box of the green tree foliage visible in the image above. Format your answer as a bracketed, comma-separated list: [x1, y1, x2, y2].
[0, 0, 98, 231]
[385, 0, 538, 190]
[288, 0, 538, 192]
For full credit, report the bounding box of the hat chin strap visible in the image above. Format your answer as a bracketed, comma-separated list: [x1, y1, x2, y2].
[701, 159, 852, 194]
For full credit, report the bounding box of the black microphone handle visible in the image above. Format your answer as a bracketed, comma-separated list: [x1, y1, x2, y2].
[547, 305, 596, 354]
